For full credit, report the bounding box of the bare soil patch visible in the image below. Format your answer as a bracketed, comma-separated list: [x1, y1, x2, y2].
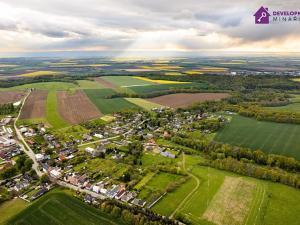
[57, 90, 102, 124]
[0, 91, 25, 104]
[94, 77, 118, 90]
[20, 91, 48, 119]
[202, 176, 256, 225]
[147, 93, 229, 108]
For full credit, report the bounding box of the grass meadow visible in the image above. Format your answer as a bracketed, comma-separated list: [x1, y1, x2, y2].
[152, 154, 300, 225]
[125, 98, 162, 110]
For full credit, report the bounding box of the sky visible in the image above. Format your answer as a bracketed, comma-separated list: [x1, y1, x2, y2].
[0, 0, 300, 56]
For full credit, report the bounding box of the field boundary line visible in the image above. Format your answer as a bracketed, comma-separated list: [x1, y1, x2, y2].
[253, 186, 266, 225]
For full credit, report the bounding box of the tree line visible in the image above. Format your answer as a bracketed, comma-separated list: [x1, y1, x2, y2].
[170, 135, 300, 188]
[0, 103, 18, 115]
[0, 155, 33, 180]
[206, 157, 300, 189]
[82, 197, 179, 225]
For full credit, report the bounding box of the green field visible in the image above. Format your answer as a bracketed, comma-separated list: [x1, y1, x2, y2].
[84, 88, 116, 98]
[46, 91, 69, 129]
[0, 198, 29, 224]
[76, 80, 105, 89]
[129, 82, 208, 94]
[214, 115, 300, 160]
[93, 98, 140, 114]
[84, 89, 140, 114]
[264, 94, 300, 113]
[101, 76, 152, 87]
[264, 102, 300, 113]
[0, 80, 104, 92]
[0, 82, 77, 91]
[125, 98, 162, 110]
[5, 190, 126, 225]
[153, 154, 300, 225]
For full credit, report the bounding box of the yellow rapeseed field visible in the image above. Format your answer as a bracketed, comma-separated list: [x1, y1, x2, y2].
[134, 76, 190, 84]
[49, 64, 110, 68]
[19, 71, 61, 77]
[292, 78, 300, 83]
[0, 64, 18, 68]
[185, 70, 204, 75]
[185, 67, 228, 75]
[139, 65, 182, 70]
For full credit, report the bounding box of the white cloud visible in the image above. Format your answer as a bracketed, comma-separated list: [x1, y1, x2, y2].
[0, 0, 299, 53]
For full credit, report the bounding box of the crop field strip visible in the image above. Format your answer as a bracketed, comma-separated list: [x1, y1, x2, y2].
[57, 90, 102, 124]
[147, 93, 230, 109]
[101, 76, 153, 87]
[20, 90, 48, 119]
[6, 191, 125, 225]
[0, 82, 78, 91]
[129, 82, 208, 94]
[46, 91, 70, 129]
[75, 80, 105, 89]
[214, 115, 300, 160]
[93, 77, 119, 90]
[84, 89, 140, 114]
[18, 70, 62, 77]
[125, 98, 162, 110]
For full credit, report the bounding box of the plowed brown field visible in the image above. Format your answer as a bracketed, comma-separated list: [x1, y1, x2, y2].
[0, 91, 25, 104]
[57, 90, 101, 124]
[20, 91, 48, 119]
[147, 93, 229, 108]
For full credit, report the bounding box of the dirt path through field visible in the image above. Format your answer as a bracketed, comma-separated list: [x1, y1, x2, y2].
[170, 153, 200, 218]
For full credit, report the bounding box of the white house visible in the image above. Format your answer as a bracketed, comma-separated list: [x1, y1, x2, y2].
[50, 168, 62, 178]
[35, 153, 45, 161]
[94, 133, 103, 139]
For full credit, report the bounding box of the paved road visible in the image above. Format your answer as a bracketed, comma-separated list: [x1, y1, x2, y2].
[78, 120, 146, 147]
[13, 90, 44, 177]
[78, 135, 120, 147]
[56, 180, 107, 199]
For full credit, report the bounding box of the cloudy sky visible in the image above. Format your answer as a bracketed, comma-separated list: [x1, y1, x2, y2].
[0, 0, 300, 55]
